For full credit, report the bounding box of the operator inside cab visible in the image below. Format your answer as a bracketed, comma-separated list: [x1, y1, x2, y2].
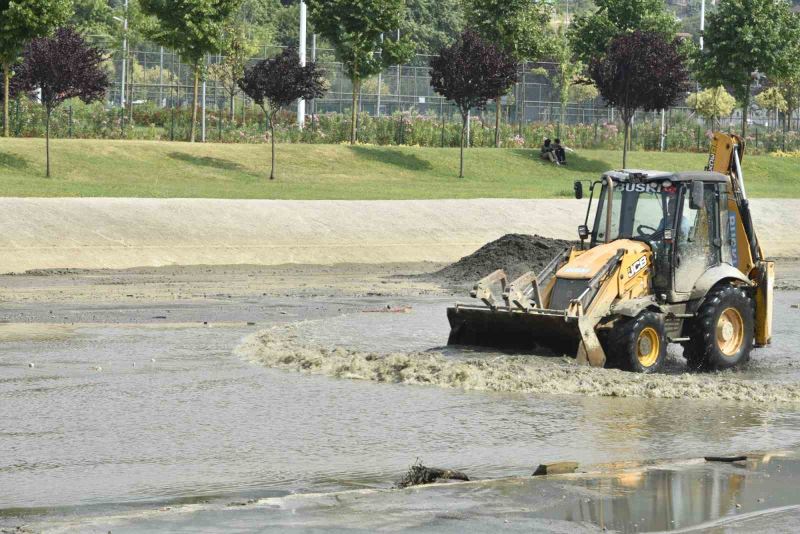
[593, 176, 708, 290]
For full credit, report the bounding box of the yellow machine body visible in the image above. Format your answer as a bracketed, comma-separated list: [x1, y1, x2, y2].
[447, 132, 773, 369]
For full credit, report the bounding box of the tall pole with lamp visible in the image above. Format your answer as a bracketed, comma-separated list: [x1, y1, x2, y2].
[297, 1, 307, 129]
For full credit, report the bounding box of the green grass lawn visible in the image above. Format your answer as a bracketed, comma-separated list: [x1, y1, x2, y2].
[0, 138, 797, 199]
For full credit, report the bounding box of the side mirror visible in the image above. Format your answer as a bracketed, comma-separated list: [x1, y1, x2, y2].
[578, 225, 590, 240]
[690, 181, 705, 210]
[574, 181, 584, 200]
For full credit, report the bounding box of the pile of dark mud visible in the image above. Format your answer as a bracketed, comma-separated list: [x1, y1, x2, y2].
[432, 234, 575, 284]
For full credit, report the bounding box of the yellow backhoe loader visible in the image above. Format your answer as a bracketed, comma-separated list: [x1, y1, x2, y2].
[447, 133, 774, 372]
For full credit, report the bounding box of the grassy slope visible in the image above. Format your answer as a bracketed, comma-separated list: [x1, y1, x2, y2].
[0, 138, 797, 199]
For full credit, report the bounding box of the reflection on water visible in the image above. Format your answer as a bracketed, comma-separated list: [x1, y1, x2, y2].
[547, 453, 798, 532]
[36, 453, 800, 533]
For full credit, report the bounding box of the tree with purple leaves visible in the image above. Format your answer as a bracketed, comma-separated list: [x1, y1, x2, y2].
[430, 31, 517, 178]
[238, 48, 326, 180]
[589, 30, 688, 168]
[0, 0, 72, 138]
[15, 27, 109, 178]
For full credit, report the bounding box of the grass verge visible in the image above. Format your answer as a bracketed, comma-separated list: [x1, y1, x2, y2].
[0, 138, 797, 199]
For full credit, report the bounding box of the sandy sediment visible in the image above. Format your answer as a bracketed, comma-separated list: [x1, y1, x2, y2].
[237, 325, 800, 403]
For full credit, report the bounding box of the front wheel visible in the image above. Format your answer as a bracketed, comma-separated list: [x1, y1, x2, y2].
[684, 284, 754, 371]
[606, 311, 667, 373]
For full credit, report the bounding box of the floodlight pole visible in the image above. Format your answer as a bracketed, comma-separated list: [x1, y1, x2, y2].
[120, 0, 129, 108]
[297, 1, 307, 129]
[700, 0, 706, 51]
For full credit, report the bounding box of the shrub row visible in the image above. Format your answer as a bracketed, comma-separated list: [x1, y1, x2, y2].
[4, 98, 800, 154]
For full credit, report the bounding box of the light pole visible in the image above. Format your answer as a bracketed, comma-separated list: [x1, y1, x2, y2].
[297, 1, 307, 129]
[114, 0, 129, 108]
[121, 0, 128, 108]
[700, 0, 706, 51]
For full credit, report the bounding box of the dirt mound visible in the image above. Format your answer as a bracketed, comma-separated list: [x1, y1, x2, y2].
[433, 234, 575, 284]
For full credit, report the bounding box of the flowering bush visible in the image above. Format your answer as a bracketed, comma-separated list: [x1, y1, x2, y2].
[4, 96, 800, 154]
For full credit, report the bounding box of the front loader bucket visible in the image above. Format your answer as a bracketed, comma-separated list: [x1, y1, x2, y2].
[447, 306, 580, 355]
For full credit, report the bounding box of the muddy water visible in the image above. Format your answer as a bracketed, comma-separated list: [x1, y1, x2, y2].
[2, 292, 800, 531]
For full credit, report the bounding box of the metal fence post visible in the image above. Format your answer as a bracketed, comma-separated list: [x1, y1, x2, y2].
[170, 85, 175, 142]
[14, 98, 20, 136]
[440, 98, 445, 148]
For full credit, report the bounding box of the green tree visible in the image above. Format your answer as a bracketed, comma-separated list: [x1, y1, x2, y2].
[694, 0, 796, 138]
[306, 0, 414, 145]
[465, 0, 552, 147]
[775, 12, 800, 131]
[269, 1, 301, 47]
[403, 0, 464, 54]
[140, 0, 243, 142]
[0, 0, 72, 137]
[545, 25, 594, 137]
[70, 0, 116, 36]
[209, 26, 256, 121]
[686, 86, 737, 129]
[755, 87, 788, 129]
[568, 0, 678, 65]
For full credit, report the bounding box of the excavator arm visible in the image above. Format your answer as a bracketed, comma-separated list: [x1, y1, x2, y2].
[707, 132, 774, 346]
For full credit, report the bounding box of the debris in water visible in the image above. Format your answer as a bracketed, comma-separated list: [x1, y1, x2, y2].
[704, 455, 748, 463]
[28, 362, 35, 368]
[363, 305, 413, 314]
[431, 234, 575, 284]
[532, 462, 579, 476]
[396, 460, 469, 488]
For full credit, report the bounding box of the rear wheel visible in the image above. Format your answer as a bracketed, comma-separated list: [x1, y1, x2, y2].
[685, 284, 754, 371]
[607, 311, 667, 373]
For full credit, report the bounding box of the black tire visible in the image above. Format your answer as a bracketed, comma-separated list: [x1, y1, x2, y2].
[684, 284, 754, 371]
[606, 311, 667, 373]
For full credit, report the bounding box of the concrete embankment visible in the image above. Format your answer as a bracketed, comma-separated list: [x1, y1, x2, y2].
[0, 198, 797, 272]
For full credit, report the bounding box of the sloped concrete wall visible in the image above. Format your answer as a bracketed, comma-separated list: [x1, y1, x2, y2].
[0, 198, 796, 272]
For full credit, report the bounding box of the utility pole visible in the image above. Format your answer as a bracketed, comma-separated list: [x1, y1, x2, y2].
[376, 34, 383, 117]
[311, 33, 317, 117]
[297, 1, 307, 129]
[700, 0, 706, 51]
[120, 0, 129, 108]
[158, 47, 164, 107]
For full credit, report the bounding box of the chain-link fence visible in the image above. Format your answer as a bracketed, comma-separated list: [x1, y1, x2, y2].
[4, 38, 800, 153]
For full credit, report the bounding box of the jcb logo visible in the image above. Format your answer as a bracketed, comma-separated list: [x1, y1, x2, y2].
[627, 256, 647, 278]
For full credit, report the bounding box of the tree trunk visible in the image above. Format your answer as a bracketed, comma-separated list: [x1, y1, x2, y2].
[350, 77, 360, 145]
[45, 110, 51, 178]
[460, 114, 467, 178]
[229, 91, 235, 122]
[495, 97, 501, 148]
[190, 67, 200, 142]
[741, 85, 751, 140]
[622, 119, 630, 169]
[269, 112, 276, 180]
[3, 64, 9, 138]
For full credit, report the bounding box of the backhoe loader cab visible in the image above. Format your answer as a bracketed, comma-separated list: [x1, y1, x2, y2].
[447, 133, 774, 373]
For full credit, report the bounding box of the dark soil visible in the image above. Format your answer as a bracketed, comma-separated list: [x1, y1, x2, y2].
[396, 462, 470, 488]
[431, 234, 575, 284]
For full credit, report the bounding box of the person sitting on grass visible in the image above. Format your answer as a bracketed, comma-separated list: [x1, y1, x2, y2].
[553, 138, 572, 165]
[540, 138, 558, 164]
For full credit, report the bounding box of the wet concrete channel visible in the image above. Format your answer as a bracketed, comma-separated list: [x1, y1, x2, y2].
[1, 266, 800, 532]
